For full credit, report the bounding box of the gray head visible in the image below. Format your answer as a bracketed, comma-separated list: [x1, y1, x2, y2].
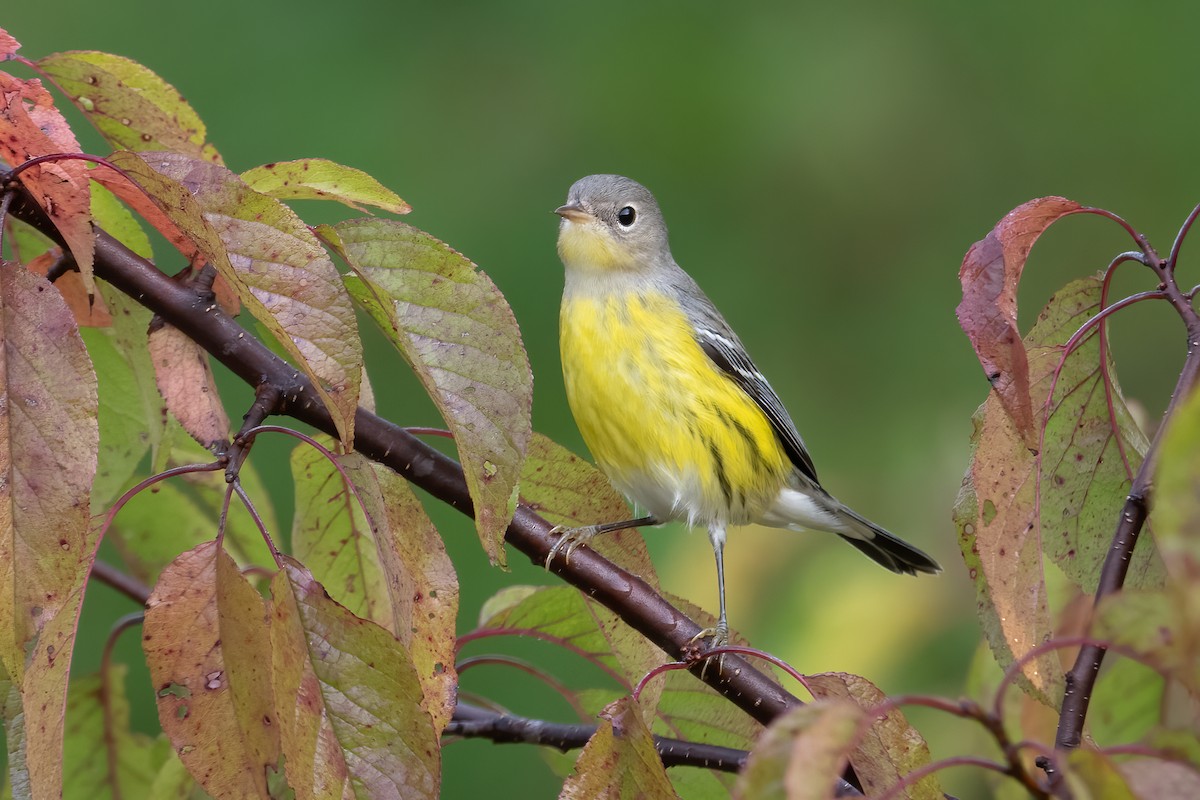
[555, 174, 672, 274]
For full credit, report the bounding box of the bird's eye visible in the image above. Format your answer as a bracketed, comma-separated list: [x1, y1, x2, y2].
[617, 206, 637, 227]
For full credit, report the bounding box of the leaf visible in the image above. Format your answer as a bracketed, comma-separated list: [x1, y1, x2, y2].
[1061, 748, 1136, 800]
[87, 277, 168, 507]
[1035, 292, 1156, 593]
[957, 197, 1083, 449]
[733, 701, 863, 800]
[477, 585, 665, 694]
[63, 666, 172, 796]
[292, 442, 463, 731]
[241, 159, 410, 214]
[160, 433, 277, 571]
[1, 217, 55, 264]
[143, 153, 363, 446]
[559, 696, 678, 800]
[80, 326, 150, 504]
[1152, 383, 1200, 583]
[96, 152, 362, 446]
[0, 73, 94, 293]
[0, 29, 20, 59]
[148, 321, 230, 450]
[143, 542, 279, 799]
[1118, 757, 1200, 798]
[520, 433, 657, 582]
[953, 277, 1155, 701]
[108, 482, 213, 586]
[804, 673, 940, 799]
[0, 262, 98, 798]
[269, 557, 439, 799]
[1094, 587, 1200, 695]
[338, 454, 459, 733]
[335, 217, 532, 565]
[37, 50, 222, 163]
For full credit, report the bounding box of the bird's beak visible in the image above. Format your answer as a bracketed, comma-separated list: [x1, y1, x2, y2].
[555, 202, 593, 223]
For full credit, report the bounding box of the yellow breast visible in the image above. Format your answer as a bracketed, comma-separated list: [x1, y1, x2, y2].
[559, 289, 790, 526]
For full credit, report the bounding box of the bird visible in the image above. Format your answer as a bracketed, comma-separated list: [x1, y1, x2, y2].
[547, 174, 940, 661]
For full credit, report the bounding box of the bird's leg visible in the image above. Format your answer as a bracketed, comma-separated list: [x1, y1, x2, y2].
[691, 524, 730, 677]
[544, 515, 658, 569]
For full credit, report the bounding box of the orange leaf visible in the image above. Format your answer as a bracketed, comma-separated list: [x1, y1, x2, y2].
[957, 197, 1082, 450]
[0, 73, 94, 293]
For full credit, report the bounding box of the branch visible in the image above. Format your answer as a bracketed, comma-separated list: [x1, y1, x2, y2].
[7, 189, 805, 729]
[447, 701, 749, 773]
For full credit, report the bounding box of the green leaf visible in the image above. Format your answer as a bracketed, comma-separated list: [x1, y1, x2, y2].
[107, 482, 211, 587]
[1094, 588, 1200, 695]
[1033, 283, 1155, 591]
[143, 542, 279, 799]
[804, 673, 940, 799]
[37, 50, 221, 163]
[1087, 657, 1163, 747]
[1152, 383, 1200, 582]
[241, 159, 410, 215]
[335, 217, 532, 565]
[101, 152, 362, 448]
[63, 667, 173, 796]
[1062, 749, 1136, 800]
[81, 326, 154, 506]
[0, 263, 99, 798]
[477, 585, 664, 693]
[290, 440, 463, 733]
[733, 701, 863, 800]
[520, 433, 656, 582]
[558, 696, 678, 800]
[269, 558, 439, 799]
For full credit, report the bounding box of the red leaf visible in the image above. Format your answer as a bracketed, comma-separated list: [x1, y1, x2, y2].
[957, 197, 1082, 449]
[0, 73, 94, 293]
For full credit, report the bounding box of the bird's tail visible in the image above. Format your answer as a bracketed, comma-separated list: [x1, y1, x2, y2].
[834, 506, 941, 576]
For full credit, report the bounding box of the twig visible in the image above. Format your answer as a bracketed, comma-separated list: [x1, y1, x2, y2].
[447, 701, 749, 773]
[91, 560, 152, 605]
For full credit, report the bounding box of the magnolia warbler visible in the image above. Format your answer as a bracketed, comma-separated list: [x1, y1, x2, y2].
[547, 174, 940, 655]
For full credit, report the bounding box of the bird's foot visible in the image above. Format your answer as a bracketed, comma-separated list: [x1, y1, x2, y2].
[544, 524, 600, 569]
[688, 621, 730, 679]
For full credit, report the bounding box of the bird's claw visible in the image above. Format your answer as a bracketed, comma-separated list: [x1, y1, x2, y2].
[689, 622, 730, 679]
[544, 524, 597, 570]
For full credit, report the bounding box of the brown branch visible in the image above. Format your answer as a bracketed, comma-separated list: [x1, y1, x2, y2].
[8, 190, 807, 732]
[448, 701, 752, 774]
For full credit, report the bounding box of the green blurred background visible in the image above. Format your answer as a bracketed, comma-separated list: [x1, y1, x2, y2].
[6, 2, 1197, 797]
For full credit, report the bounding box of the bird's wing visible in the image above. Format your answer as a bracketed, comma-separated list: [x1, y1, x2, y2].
[693, 324, 820, 484]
